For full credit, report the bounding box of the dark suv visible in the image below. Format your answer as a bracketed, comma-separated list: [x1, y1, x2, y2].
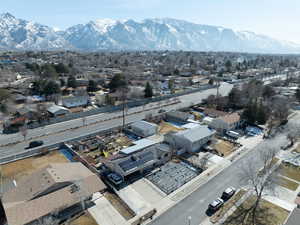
[221, 187, 236, 201]
[26, 140, 44, 149]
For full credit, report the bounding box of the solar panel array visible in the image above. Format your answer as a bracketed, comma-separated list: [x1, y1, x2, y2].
[119, 151, 155, 172]
[146, 162, 199, 195]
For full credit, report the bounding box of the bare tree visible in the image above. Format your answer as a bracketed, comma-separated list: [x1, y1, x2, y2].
[286, 123, 300, 147]
[237, 142, 279, 225]
[198, 154, 209, 170]
[271, 97, 290, 124]
[20, 125, 28, 141]
[82, 117, 86, 126]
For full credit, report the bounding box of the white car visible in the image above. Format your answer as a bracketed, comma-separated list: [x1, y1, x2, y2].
[208, 198, 224, 212]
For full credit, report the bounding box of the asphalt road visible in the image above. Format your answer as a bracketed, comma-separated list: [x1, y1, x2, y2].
[149, 113, 300, 225]
[0, 83, 233, 158]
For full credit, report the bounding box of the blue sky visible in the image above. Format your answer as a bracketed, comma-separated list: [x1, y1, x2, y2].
[2, 0, 300, 43]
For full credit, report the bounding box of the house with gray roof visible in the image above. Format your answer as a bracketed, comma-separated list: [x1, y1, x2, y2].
[130, 120, 158, 138]
[165, 111, 194, 123]
[62, 95, 89, 108]
[47, 104, 70, 117]
[165, 125, 215, 154]
[104, 139, 171, 178]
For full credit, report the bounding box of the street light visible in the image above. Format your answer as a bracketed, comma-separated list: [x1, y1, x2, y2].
[187, 216, 192, 225]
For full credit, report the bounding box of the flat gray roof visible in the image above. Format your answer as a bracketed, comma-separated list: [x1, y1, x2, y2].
[176, 125, 215, 142]
[120, 138, 157, 155]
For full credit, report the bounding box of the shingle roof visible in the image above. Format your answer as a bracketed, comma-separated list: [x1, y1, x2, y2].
[176, 125, 215, 142]
[166, 111, 191, 121]
[203, 108, 228, 118]
[131, 120, 158, 131]
[2, 163, 106, 225]
[218, 113, 240, 124]
[47, 105, 69, 114]
[62, 96, 89, 108]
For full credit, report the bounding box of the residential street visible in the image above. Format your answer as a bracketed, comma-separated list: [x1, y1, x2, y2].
[0, 83, 233, 159]
[149, 115, 299, 225]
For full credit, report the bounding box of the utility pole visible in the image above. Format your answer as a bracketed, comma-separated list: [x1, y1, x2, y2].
[187, 216, 192, 225]
[216, 78, 220, 109]
[121, 88, 127, 129]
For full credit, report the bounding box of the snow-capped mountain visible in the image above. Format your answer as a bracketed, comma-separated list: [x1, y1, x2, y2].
[1, 13, 300, 53]
[0, 13, 71, 50]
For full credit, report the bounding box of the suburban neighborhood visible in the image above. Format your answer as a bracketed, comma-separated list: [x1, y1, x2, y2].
[1, 5, 300, 225]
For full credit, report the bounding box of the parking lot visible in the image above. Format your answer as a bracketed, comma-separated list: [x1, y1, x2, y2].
[146, 161, 200, 195]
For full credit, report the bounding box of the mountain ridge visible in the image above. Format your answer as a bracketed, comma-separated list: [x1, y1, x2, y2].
[0, 12, 299, 54]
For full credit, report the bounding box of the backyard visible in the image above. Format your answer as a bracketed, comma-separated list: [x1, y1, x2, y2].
[0, 150, 68, 181]
[213, 139, 236, 157]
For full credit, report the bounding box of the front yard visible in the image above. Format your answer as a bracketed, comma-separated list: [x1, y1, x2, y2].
[223, 196, 290, 225]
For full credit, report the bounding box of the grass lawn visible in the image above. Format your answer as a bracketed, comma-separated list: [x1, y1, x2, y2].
[279, 162, 300, 183]
[223, 196, 289, 225]
[69, 212, 98, 225]
[213, 140, 236, 157]
[210, 189, 247, 223]
[0, 150, 68, 181]
[277, 176, 299, 191]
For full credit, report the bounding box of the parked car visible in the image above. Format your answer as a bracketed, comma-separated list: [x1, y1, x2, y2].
[107, 172, 123, 185]
[26, 140, 44, 149]
[208, 198, 224, 212]
[221, 187, 236, 201]
[158, 109, 166, 113]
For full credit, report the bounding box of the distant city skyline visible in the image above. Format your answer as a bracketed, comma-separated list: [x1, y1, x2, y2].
[2, 0, 300, 43]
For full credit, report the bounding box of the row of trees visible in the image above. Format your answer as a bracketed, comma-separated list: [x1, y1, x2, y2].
[26, 63, 71, 78]
[108, 73, 154, 98]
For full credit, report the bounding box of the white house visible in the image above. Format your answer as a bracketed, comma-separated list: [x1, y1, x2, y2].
[165, 125, 216, 154]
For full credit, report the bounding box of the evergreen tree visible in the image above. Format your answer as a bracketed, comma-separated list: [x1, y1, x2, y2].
[87, 80, 98, 92]
[295, 88, 300, 102]
[41, 64, 58, 78]
[108, 74, 127, 92]
[144, 82, 153, 98]
[67, 76, 77, 88]
[54, 63, 69, 74]
[44, 81, 60, 96]
[256, 102, 268, 124]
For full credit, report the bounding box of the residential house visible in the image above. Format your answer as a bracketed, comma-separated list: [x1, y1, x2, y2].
[165, 111, 194, 123]
[165, 125, 216, 154]
[130, 120, 158, 138]
[47, 105, 70, 117]
[209, 113, 242, 134]
[2, 163, 106, 225]
[104, 139, 170, 178]
[62, 96, 89, 108]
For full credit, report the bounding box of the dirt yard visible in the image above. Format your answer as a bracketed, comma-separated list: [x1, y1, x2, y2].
[104, 191, 135, 220]
[158, 121, 184, 134]
[0, 150, 68, 181]
[213, 140, 236, 157]
[69, 212, 98, 225]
